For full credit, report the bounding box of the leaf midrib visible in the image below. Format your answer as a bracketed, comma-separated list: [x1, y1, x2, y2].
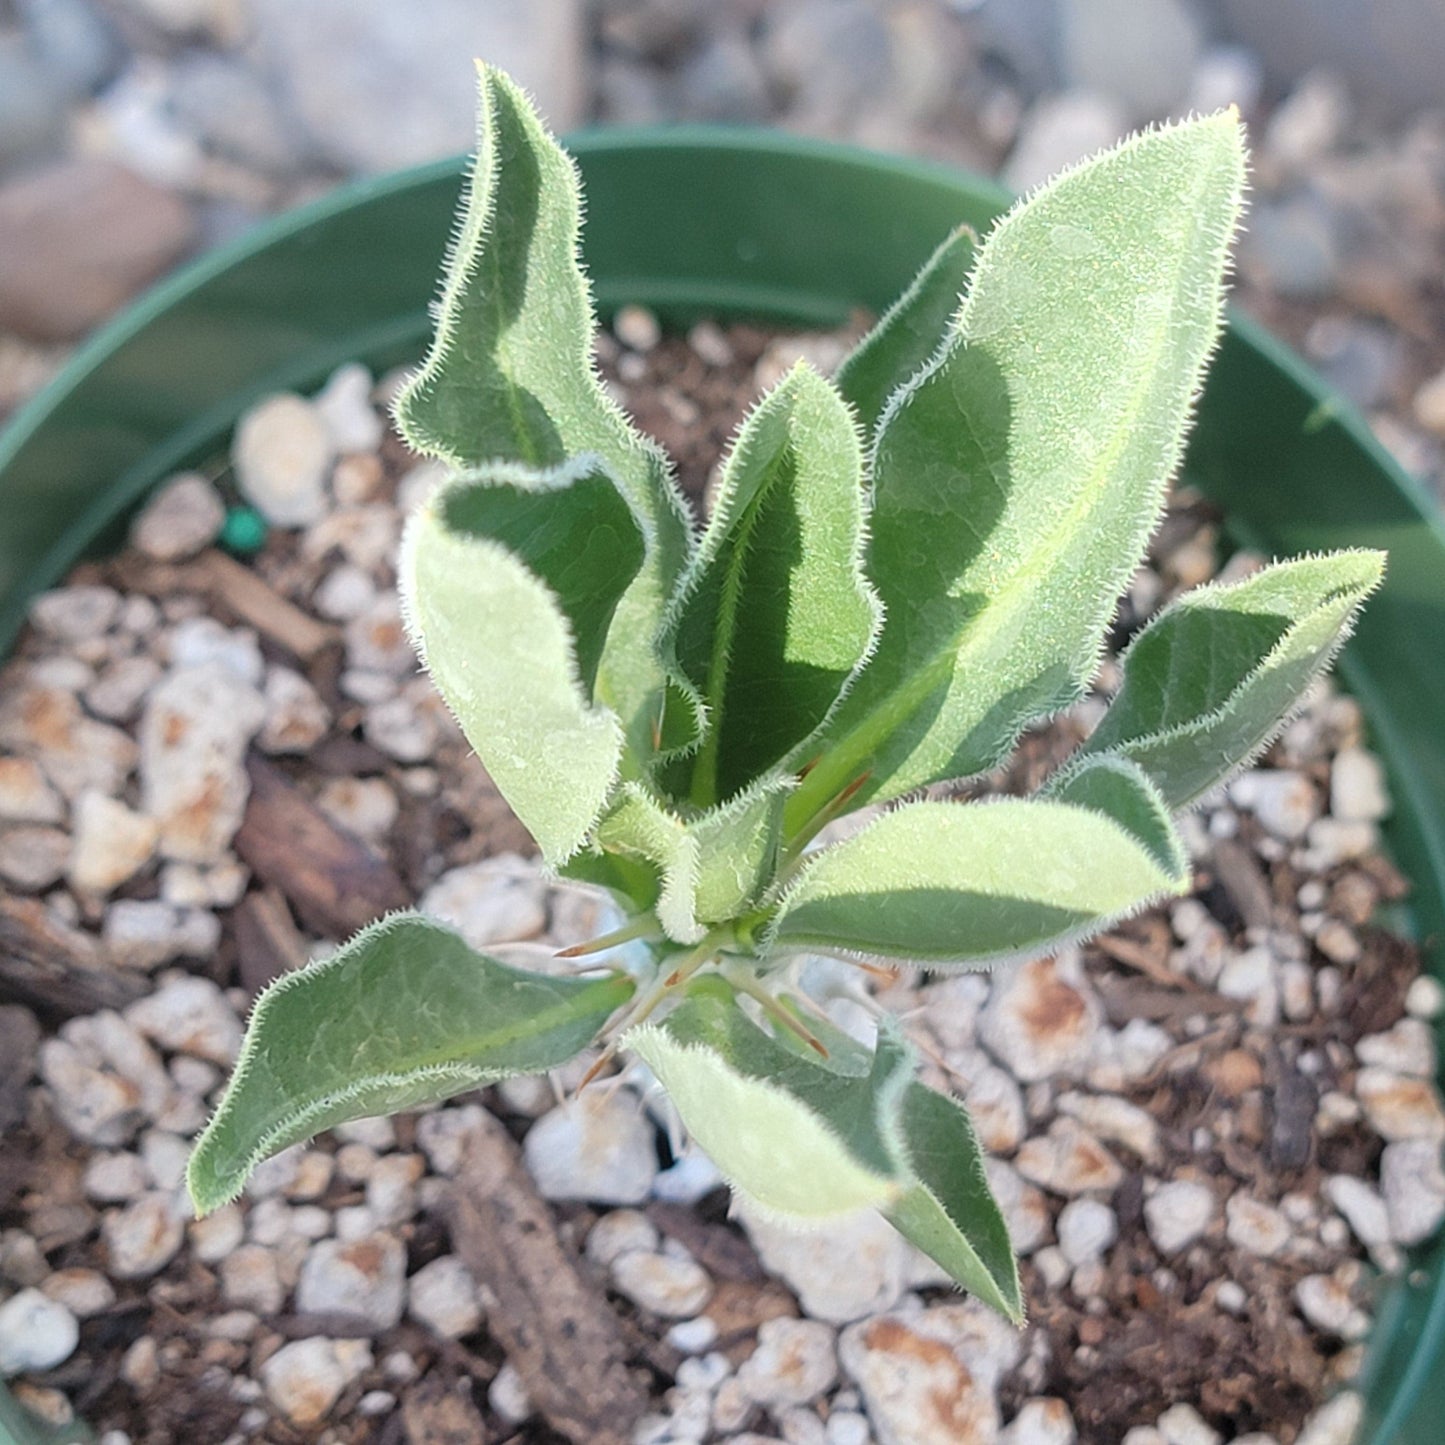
[690, 441, 792, 807]
[784, 154, 1223, 839]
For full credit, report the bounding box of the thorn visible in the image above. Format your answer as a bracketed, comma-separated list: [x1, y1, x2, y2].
[576, 1045, 620, 1092]
[556, 917, 657, 958]
[844, 957, 899, 983]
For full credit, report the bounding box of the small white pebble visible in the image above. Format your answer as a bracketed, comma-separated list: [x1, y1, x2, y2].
[489, 1362, 532, 1425]
[614, 304, 661, 352]
[665, 1316, 719, 1354]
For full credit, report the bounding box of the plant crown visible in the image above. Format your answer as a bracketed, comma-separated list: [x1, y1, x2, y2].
[188, 66, 1384, 1325]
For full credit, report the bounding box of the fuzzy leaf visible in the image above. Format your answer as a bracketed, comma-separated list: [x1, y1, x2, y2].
[1043, 752, 1186, 882]
[394, 62, 697, 766]
[770, 790, 1189, 966]
[668, 363, 879, 807]
[1083, 550, 1386, 807]
[834, 224, 976, 445]
[884, 1081, 1023, 1322]
[188, 915, 632, 1214]
[594, 780, 789, 942]
[629, 982, 1020, 1317]
[401, 459, 642, 864]
[787, 112, 1247, 834]
[629, 981, 903, 1218]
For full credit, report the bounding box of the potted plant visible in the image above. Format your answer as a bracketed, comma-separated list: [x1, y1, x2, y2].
[2, 72, 1443, 1445]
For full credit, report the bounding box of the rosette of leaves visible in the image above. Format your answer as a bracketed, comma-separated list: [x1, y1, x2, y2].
[188, 66, 1384, 1325]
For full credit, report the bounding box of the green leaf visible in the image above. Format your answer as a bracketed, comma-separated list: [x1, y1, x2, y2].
[883, 1081, 1023, 1323]
[1043, 752, 1186, 882]
[667, 363, 880, 807]
[401, 459, 643, 864]
[770, 789, 1189, 966]
[188, 915, 632, 1214]
[834, 224, 976, 446]
[787, 112, 1247, 835]
[629, 979, 904, 1219]
[593, 779, 789, 942]
[394, 62, 698, 768]
[1083, 550, 1386, 807]
[628, 981, 1021, 1319]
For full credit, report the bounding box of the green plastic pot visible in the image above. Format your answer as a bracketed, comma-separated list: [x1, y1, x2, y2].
[1, 131, 1442, 1443]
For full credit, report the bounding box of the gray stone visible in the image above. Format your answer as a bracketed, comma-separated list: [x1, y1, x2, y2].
[763, 0, 891, 132]
[0, 826, 70, 891]
[0, 34, 67, 176]
[1000, 1398, 1077, 1445]
[29, 584, 120, 641]
[1003, 90, 1128, 194]
[1059, 0, 1203, 120]
[1157, 1404, 1221, 1445]
[1326, 1175, 1391, 1249]
[103, 1192, 186, 1279]
[1294, 1271, 1370, 1341]
[1229, 769, 1320, 840]
[41, 1267, 115, 1320]
[838, 1303, 1021, 1445]
[296, 1234, 406, 1331]
[130, 472, 224, 561]
[406, 1256, 482, 1339]
[85, 655, 162, 724]
[126, 975, 242, 1064]
[0, 676, 136, 800]
[222, 1244, 286, 1315]
[736, 1317, 838, 1407]
[40, 1038, 146, 1145]
[0, 757, 64, 825]
[345, 596, 415, 677]
[523, 1090, 658, 1205]
[315, 363, 384, 453]
[1144, 1180, 1216, 1254]
[1225, 1193, 1292, 1258]
[1014, 1119, 1124, 1197]
[1305, 317, 1404, 412]
[1184, 44, 1264, 116]
[421, 856, 548, 948]
[258, 665, 332, 755]
[674, 32, 772, 124]
[979, 952, 1102, 1083]
[1296, 1391, 1364, 1445]
[740, 1204, 909, 1324]
[138, 663, 265, 862]
[1329, 745, 1391, 823]
[166, 615, 262, 682]
[611, 1247, 713, 1319]
[261, 1338, 373, 1428]
[253, 0, 586, 173]
[84, 1151, 149, 1202]
[0, 1288, 79, 1378]
[20, 0, 120, 100]
[586, 1209, 659, 1268]
[1056, 1198, 1117, 1266]
[1380, 1139, 1445, 1245]
[232, 392, 335, 528]
[1261, 71, 1351, 172]
[103, 899, 222, 971]
[1240, 193, 1342, 300]
[169, 53, 303, 175]
[0, 157, 194, 342]
[68, 790, 158, 896]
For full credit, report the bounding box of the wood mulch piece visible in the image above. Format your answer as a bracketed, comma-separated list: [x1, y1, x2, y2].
[448, 1111, 650, 1445]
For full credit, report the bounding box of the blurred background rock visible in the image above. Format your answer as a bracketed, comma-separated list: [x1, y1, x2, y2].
[1, 0, 1442, 495]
